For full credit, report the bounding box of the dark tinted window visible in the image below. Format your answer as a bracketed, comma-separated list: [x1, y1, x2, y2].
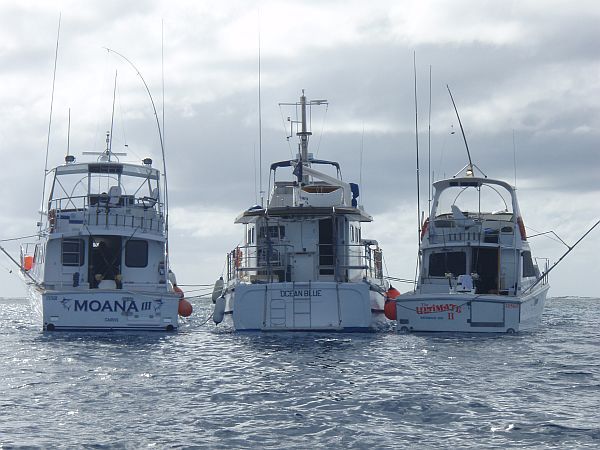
[62, 239, 85, 266]
[125, 240, 148, 268]
[260, 225, 285, 239]
[522, 251, 536, 277]
[429, 252, 466, 277]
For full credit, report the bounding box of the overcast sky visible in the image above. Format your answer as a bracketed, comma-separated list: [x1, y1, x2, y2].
[0, 0, 598, 298]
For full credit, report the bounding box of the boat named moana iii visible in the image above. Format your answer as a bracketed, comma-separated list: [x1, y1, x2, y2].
[392, 165, 549, 333]
[19, 133, 187, 331]
[213, 91, 389, 331]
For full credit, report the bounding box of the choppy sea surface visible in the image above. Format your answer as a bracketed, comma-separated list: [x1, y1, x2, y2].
[0, 296, 599, 449]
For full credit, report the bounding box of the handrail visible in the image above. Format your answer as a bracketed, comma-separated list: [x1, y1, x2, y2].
[226, 241, 384, 282]
[46, 203, 165, 234]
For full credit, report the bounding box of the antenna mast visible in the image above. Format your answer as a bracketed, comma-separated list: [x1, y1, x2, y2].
[67, 108, 71, 156]
[512, 129, 517, 188]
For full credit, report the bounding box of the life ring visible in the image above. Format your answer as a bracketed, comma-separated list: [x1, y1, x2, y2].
[48, 209, 56, 233]
[234, 247, 243, 268]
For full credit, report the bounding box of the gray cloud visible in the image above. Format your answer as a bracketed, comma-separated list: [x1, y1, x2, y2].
[0, 0, 598, 297]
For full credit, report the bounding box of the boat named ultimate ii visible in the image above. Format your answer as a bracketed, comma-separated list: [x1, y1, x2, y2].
[392, 164, 549, 333]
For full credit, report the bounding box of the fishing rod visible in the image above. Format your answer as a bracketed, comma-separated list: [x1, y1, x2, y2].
[523, 219, 600, 294]
[40, 13, 61, 234]
[446, 84, 473, 172]
[427, 65, 432, 215]
[104, 47, 170, 270]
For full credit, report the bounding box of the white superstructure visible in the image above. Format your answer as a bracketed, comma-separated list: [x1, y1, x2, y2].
[215, 91, 388, 331]
[20, 137, 182, 331]
[394, 166, 549, 333]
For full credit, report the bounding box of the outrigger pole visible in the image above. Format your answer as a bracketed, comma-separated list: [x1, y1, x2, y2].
[0, 245, 39, 285]
[413, 52, 421, 291]
[524, 219, 600, 294]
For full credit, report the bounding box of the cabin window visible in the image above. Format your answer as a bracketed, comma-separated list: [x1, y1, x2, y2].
[260, 225, 285, 240]
[350, 225, 355, 242]
[522, 251, 536, 277]
[429, 251, 466, 277]
[247, 227, 252, 245]
[125, 240, 148, 268]
[62, 239, 85, 266]
[357, 227, 361, 243]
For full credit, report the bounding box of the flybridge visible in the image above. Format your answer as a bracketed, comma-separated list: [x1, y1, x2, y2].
[55, 162, 160, 180]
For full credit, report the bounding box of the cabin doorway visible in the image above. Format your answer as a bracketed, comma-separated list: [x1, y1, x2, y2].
[472, 248, 499, 294]
[318, 218, 334, 277]
[89, 236, 122, 288]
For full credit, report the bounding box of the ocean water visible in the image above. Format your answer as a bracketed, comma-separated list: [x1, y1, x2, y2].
[0, 297, 598, 449]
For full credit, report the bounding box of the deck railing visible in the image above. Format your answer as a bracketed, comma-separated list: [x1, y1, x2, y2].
[227, 241, 384, 282]
[46, 195, 165, 234]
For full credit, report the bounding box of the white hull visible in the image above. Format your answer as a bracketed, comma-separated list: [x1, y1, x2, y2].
[225, 282, 386, 331]
[27, 283, 180, 331]
[395, 284, 549, 333]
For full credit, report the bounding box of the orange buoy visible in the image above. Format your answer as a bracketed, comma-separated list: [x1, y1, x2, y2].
[386, 286, 400, 300]
[384, 300, 397, 320]
[173, 285, 192, 317]
[178, 299, 193, 317]
[23, 255, 33, 271]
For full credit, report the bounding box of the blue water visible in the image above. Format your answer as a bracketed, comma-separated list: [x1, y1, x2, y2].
[1, 297, 598, 448]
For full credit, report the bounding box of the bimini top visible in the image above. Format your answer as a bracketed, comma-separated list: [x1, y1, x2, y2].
[433, 176, 515, 194]
[431, 175, 521, 220]
[54, 161, 160, 180]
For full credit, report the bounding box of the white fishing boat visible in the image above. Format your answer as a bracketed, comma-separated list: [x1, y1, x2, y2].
[213, 91, 389, 331]
[392, 164, 550, 333]
[18, 132, 189, 331]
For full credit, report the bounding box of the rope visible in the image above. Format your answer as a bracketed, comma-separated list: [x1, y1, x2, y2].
[196, 309, 215, 327]
[385, 275, 416, 284]
[0, 234, 40, 243]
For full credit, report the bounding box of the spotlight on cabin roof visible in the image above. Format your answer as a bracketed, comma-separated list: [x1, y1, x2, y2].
[65, 155, 76, 164]
[143, 158, 152, 166]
